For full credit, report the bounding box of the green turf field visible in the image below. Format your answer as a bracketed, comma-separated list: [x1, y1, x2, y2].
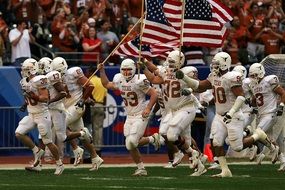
[0, 164, 284, 190]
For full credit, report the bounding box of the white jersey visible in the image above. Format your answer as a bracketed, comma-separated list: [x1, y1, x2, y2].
[46, 70, 65, 111]
[63, 67, 84, 108]
[25, 75, 49, 114]
[250, 75, 279, 115]
[113, 74, 150, 115]
[241, 78, 252, 113]
[207, 71, 242, 115]
[158, 67, 194, 110]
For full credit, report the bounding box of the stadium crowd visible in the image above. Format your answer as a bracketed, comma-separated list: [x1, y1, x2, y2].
[0, 0, 284, 67]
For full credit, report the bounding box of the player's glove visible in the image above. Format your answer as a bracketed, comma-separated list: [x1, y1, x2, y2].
[75, 99, 84, 108]
[181, 88, 192, 96]
[277, 103, 284, 116]
[19, 104, 27, 112]
[175, 70, 184, 79]
[223, 112, 232, 124]
[199, 106, 207, 116]
[251, 107, 258, 114]
[137, 60, 146, 70]
[245, 98, 252, 107]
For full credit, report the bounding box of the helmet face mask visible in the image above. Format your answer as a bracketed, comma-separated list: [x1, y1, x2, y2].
[21, 58, 38, 78]
[211, 52, 231, 75]
[249, 63, 265, 84]
[120, 59, 136, 81]
[51, 57, 68, 75]
[166, 50, 185, 70]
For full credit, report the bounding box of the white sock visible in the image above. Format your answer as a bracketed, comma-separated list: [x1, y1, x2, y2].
[32, 146, 39, 154]
[56, 159, 63, 165]
[185, 146, 193, 154]
[137, 162, 144, 169]
[217, 156, 229, 172]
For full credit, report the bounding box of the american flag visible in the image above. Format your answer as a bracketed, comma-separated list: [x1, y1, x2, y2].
[143, 0, 233, 47]
[142, 0, 180, 45]
[115, 36, 177, 59]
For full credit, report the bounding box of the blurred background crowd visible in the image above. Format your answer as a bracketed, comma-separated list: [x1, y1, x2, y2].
[0, 0, 284, 67]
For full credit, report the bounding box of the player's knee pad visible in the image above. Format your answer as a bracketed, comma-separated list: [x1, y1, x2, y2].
[41, 135, 53, 145]
[166, 131, 178, 142]
[56, 131, 67, 143]
[212, 138, 223, 147]
[231, 144, 243, 152]
[125, 135, 138, 150]
[79, 128, 92, 144]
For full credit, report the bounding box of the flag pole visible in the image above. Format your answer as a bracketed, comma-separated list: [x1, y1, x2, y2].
[83, 15, 145, 87]
[137, 0, 145, 79]
[178, 0, 186, 69]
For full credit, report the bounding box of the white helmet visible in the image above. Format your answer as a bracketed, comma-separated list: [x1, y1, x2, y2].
[166, 50, 185, 69]
[51, 57, 68, 75]
[249, 63, 265, 83]
[211, 52, 231, 75]
[38, 57, 53, 75]
[181, 66, 198, 79]
[21, 58, 38, 77]
[120, 58, 136, 80]
[233, 65, 247, 80]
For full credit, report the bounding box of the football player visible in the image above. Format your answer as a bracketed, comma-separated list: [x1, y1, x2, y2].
[52, 57, 104, 171]
[248, 63, 284, 165]
[140, 50, 207, 176]
[98, 58, 159, 176]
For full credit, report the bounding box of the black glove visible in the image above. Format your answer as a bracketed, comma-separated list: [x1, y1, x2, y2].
[251, 107, 258, 114]
[181, 88, 192, 96]
[199, 106, 207, 116]
[19, 104, 27, 112]
[245, 98, 252, 107]
[223, 112, 232, 124]
[277, 103, 284, 116]
[75, 99, 84, 108]
[175, 70, 184, 79]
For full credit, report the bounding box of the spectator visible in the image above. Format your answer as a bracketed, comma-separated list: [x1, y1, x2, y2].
[11, 0, 41, 24]
[82, 26, 102, 65]
[86, 66, 107, 157]
[97, 20, 119, 64]
[8, 20, 35, 66]
[255, 19, 284, 56]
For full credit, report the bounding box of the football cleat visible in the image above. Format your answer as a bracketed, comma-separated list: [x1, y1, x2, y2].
[256, 153, 265, 165]
[33, 149, 45, 167]
[172, 151, 184, 167]
[25, 164, 42, 172]
[73, 147, 84, 166]
[208, 162, 221, 170]
[54, 164, 64, 175]
[152, 133, 161, 151]
[212, 169, 232, 178]
[132, 168, 148, 176]
[249, 145, 258, 161]
[163, 162, 176, 169]
[271, 145, 279, 164]
[90, 156, 104, 171]
[190, 161, 207, 177]
[277, 162, 285, 172]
